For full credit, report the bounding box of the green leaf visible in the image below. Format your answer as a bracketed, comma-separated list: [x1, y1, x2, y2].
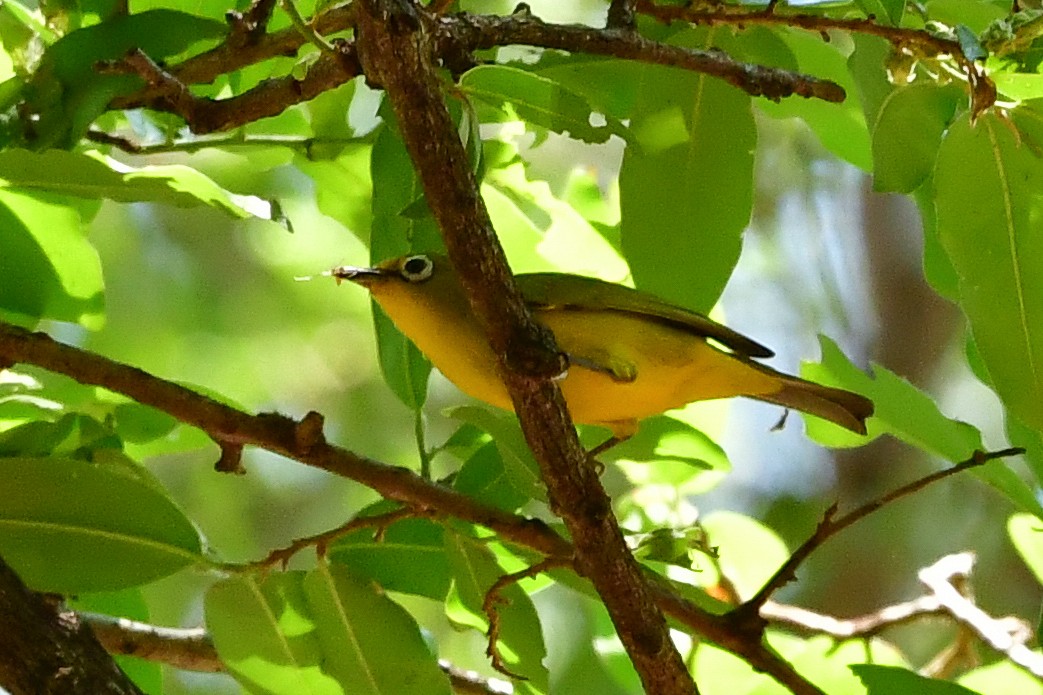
[991, 72, 1043, 101]
[759, 28, 872, 170]
[303, 563, 452, 695]
[0, 149, 274, 218]
[529, 54, 641, 121]
[447, 405, 545, 504]
[915, 181, 961, 302]
[0, 188, 104, 328]
[700, 511, 789, 599]
[110, 402, 178, 444]
[871, 84, 960, 193]
[26, 10, 226, 148]
[0, 456, 203, 592]
[206, 572, 345, 695]
[849, 34, 895, 133]
[328, 502, 452, 600]
[959, 657, 1043, 695]
[368, 123, 444, 410]
[620, 31, 755, 312]
[483, 158, 628, 280]
[444, 533, 549, 691]
[452, 439, 531, 511]
[853, 664, 981, 694]
[459, 64, 625, 144]
[1009, 513, 1043, 583]
[935, 114, 1043, 433]
[601, 414, 730, 472]
[296, 154, 374, 241]
[805, 337, 1043, 516]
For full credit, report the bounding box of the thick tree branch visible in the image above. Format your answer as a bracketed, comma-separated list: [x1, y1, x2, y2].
[352, 1, 697, 692]
[0, 556, 144, 695]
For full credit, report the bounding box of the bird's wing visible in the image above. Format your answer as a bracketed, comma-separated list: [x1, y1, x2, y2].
[517, 272, 775, 359]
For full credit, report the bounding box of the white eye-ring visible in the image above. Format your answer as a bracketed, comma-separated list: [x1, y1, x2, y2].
[400, 255, 434, 283]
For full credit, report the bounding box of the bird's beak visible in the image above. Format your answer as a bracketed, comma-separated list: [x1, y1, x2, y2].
[329, 265, 390, 287]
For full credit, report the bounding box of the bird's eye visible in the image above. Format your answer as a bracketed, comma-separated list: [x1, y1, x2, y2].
[400, 255, 434, 283]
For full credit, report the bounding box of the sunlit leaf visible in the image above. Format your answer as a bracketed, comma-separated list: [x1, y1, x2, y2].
[0, 188, 104, 328]
[759, 27, 872, 170]
[620, 28, 754, 312]
[459, 64, 625, 144]
[805, 337, 1043, 517]
[303, 563, 452, 695]
[936, 114, 1043, 433]
[206, 572, 345, 695]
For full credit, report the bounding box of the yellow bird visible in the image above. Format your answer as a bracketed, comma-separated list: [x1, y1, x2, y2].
[335, 253, 873, 440]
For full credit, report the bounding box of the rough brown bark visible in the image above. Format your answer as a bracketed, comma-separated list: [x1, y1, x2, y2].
[0, 555, 144, 695]
[353, 1, 698, 693]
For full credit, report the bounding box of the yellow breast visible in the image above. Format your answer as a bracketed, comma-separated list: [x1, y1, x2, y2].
[369, 276, 779, 436]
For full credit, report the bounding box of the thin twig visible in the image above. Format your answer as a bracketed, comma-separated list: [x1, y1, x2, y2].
[741, 449, 1023, 616]
[280, 0, 337, 53]
[481, 558, 568, 679]
[233, 506, 428, 571]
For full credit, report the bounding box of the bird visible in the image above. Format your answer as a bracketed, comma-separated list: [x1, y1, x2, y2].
[333, 253, 873, 441]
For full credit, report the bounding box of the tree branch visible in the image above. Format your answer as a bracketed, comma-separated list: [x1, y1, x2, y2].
[104, 1, 848, 136]
[446, 12, 845, 103]
[352, 1, 697, 692]
[919, 553, 1043, 678]
[0, 322, 571, 560]
[0, 555, 144, 695]
[737, 448, 1021, 620]
[84, 612, 516, 694]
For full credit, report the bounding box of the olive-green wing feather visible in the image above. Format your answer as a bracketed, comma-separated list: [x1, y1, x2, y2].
[517, 273, 774, 359]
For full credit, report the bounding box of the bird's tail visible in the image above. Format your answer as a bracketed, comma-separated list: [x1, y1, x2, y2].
[754, 375, 874, 435]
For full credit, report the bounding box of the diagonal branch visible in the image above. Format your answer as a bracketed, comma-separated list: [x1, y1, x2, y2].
[734, 448, 1022, 624]
[352, 1, 698, 692]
